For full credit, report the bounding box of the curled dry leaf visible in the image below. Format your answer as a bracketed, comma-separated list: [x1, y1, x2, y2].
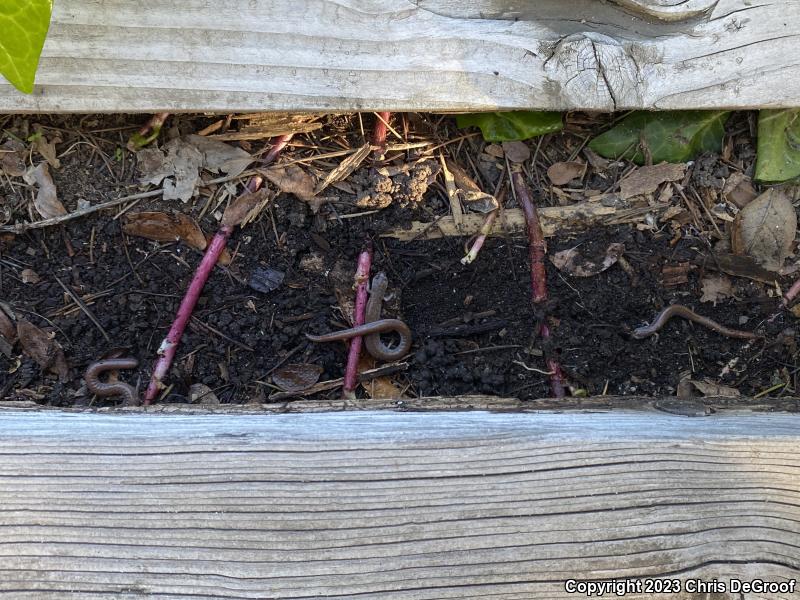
[123, 211, 208, 252]
[502, 141, 531, 164]
[699, 275, 735, 306]
[0, 139, 26, 177]
[31, 126, 61, 169]
[619, 162, 686, 199]
[461, 190, 498, 214]
[264, 165, 321, 209]
[686, 379, 740, 398]
[722, 172, 757, 209]
[221, 189, 269, 228]
[20, 268, 40, 284]
[0, 306, 16, 343]
[731, 188, 796, 272]
[188, 382, 220, 405]
[16, 319, 68, 381]
[137, 135, 253, 202]
[550, 243, 625, 277]
[23, 163, 67, 219]
[547, 161, 586, 186]
[272, 363, 323, 392]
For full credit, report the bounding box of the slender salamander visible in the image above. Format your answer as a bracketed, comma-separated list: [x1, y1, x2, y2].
[85, 353, 140, 404]
[632, 304, 760, 340]
[306, 272, 412, 361]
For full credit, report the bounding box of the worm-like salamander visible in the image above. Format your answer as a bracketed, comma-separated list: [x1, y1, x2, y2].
[306, 272, 411, 361]
[84, 355, 140, 404]
[632, 304, 760, 340]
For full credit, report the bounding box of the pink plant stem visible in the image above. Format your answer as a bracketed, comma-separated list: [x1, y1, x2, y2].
[342, 241, 374, 399]
[143, 226, 233, 404]
[461, 210, 498, 265]
[263, 134, 293, 164]
[783, 277, 800, 307]
[142, 137, 285, 405]
[511, 167, 566, 398]
[372, 112, 391, 150]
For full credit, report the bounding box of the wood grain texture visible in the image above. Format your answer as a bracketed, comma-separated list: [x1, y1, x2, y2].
[0, 409, 798, 598]
[1, 0, 799, 112]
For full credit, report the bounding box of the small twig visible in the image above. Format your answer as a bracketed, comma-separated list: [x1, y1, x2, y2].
[267, 361, 408, 401]
[0, 189, 163, 233]
[52, 275, 111, 343]
[343, 241, 374, 399]
[189, 317, 255, 353]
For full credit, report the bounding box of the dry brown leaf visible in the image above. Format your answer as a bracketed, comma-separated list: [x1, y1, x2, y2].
[272, 363, 323, 392]
[221, 189, 269, 228]
[502, 141, 531, 164]
[184, 134, 252, 178]
[123, 211, 208, 252]
[31, 126, 61, 169]
[619, 162, 686, 199]
[547, 161, 587, 186]
[0, 139, 26, 177]
[699, 275, 735, 306]
[16, 319, 68, 381]
[484, 144, 504, 158]
[550, 243, 625, 277]
[687, 380, 740, 397]
[357, 355, 406, 399]
[137, 136, 252, 202]
[445, 159, 482, 194]
[265, 165, 319, 208]
[731, 189, 796, 272]
[722, 172, 757, 209]
[23, 163, 67, 219]
[20, 268, 40, 284]
[315, 143, 371, 194]
[0, 307, 15, 343]
[188, 382, 220, 404]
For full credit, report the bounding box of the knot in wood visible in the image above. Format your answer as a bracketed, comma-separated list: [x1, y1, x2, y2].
[542, 32, 643, 110]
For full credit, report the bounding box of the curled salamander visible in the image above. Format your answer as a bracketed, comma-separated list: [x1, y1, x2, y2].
[84, 351, 140, 404]
[632, 304, 760, 340]
[306, 272, 411, 361]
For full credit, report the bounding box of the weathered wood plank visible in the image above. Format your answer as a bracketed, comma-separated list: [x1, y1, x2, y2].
[1, 0, 800, 112]
[0, 409, 798, 598]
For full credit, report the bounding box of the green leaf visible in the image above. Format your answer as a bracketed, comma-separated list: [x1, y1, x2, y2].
[755, 109, 800, 183]
[588, 111, 730, 165]
[456, 112, 563, 142]
[0, 0, 53, 94]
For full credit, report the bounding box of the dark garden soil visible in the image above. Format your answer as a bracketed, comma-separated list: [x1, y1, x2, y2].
[0, 112, 796, 406]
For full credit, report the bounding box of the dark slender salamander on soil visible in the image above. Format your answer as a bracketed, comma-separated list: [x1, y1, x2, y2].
[84, 355, 140, 404]
[306, 271, 412, 361]
[632, 304, 761, 340]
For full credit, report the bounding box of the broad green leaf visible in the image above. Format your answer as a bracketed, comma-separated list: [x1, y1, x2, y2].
[456, 112, 563, 142]
[588, 111, 730, 165]
[755, 109, 800, 183]
[0, 0, 53, 93]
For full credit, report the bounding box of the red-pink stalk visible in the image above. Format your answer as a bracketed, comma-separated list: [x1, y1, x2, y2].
[142, 137, 284, 404]
[510, 167, 565, 398]
[783, 277, 800, 307]
[263, 134, 293, 164]
[143, 227, 233, 403]
[461, 210, 498, 265]
[372, 112, 391, 150]
[342, 241, 374, 399]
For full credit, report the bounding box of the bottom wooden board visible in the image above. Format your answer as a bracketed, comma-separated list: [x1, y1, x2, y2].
[0, 409, 797, 599]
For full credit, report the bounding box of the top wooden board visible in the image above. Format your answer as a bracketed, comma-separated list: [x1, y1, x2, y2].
[2, 0, 799, 113]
